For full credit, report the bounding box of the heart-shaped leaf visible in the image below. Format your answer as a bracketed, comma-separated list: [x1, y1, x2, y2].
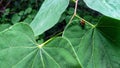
[63, 16, 120, 68]
[83, 0, 120, 20]
[0, 23, 81, 68]
[30, 0, 69, 36]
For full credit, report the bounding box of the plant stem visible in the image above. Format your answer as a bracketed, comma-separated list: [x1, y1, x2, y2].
[38, 37, 55, 48]
[69, 0, 95, 27]
[68, 0, 79, 24]
[75, 14, 95, 27]
[38, 31, 63, 48]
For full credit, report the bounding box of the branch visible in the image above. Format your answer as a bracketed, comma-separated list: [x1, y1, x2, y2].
[68, 0, 79, 24]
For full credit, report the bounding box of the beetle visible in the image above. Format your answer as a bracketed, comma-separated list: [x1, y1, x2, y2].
[80, 19, 85, 29]
[80, 19, 85, 26]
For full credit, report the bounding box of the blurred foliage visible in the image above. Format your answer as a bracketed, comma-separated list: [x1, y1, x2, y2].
[0, 0, 102, 43]
[0, 0, 44, 24]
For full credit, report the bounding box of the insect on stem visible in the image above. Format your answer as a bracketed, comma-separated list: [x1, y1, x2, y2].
[80, 19, 85, 29]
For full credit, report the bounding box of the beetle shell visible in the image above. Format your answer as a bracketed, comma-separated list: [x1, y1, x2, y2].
[80, 19, 85, 29]
[80, 19, 85, 26]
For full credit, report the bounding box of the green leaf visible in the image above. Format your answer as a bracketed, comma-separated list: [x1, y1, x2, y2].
[11, 14, 21, 24]
[30, 0, 69, 36]
[4, 8, 10, 16]
[24, 7, 32, 14]
[0, 23, 81, 68]
[18, 11, 24, 16]
[63, 16, 120, 68]
[83, 0, 120, 20]
[23, 15, 33, 24]
[0, 24, 11, 32]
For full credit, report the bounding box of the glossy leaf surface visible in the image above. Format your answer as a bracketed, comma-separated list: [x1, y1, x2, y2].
[63, 16, 120, 68]
[83, 0, 120, 20]
[30, 0, 69, 36]
[0, 23, 81, 68]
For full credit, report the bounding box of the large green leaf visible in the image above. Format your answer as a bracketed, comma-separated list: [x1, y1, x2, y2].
[63, 16, 120, 68]
[0, 23, 81, 68]
[0, 24, 11, 32]
[83, 0, 120, 20]
[30, 0, 69, 36]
